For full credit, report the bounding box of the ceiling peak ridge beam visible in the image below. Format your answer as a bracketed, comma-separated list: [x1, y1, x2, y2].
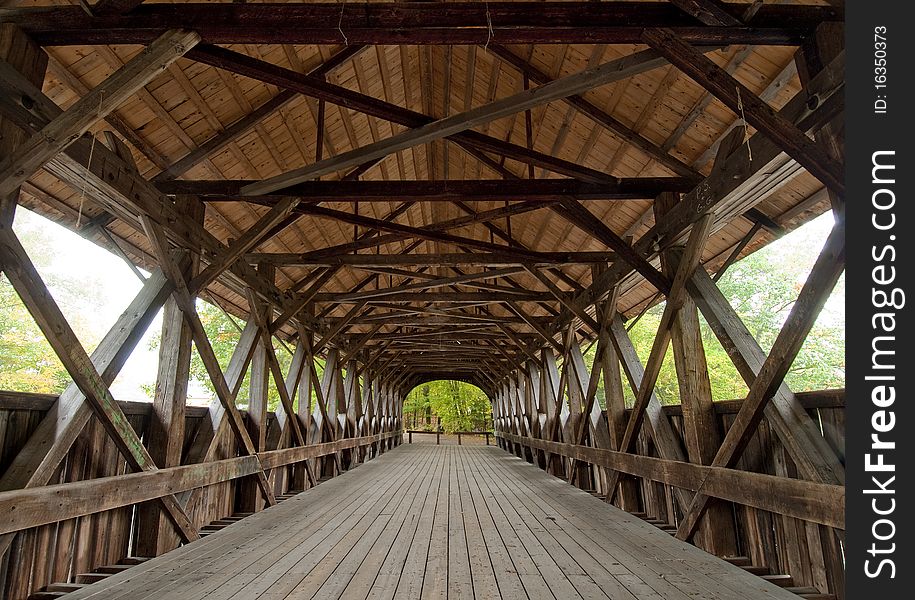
[157, 178, 694, 201]
[241, 48, 671, 195]
[185, 44, 664, 189]
[1, 3, 842, 46]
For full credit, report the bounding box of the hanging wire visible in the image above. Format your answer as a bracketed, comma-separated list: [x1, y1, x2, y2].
[735, 86, 753, 162]
[76, 92, 105, 229]
[337, 0, 349, 46]
[483, 1, 495, 53]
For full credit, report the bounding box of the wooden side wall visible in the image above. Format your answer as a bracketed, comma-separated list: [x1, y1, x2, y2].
[0, 395, 258, 599]
[498, 390, 845, 600]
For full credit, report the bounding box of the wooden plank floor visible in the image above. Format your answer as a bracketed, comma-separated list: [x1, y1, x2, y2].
[63, 444, 800, 599]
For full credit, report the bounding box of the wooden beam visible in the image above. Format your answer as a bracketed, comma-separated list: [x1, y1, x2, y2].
[612, 213, 712, 458]
[159, 178, 691, 201]
[0, 227, 198, 543]
[140, 214, 277, 506]
[552, 199, 671, 293]
[294, 203, 556, 260]
[136, 196, 203, 556]
[189, 44, 624, 184]
[242, 49, 669, 194]
[675, 220, 844, 541]
[0, 268, 170, 558]
[92, 0, 147, 16]
[669, 0, 742, 26]
[499, 433, 844, 531]
[0, 23, 47, 224]
[315, 291, 552, 304]
[250, 251, 617, 268]
[152, 44, 366, 182]
[687, 266, 845, 485]
[0, 28, 199, 198]
[558, 50, 843, 335]
[0, 58, 313, 333]
[188, 196, 300, 292]
[2, 3, 840, 45]
[326, 267, 526, 303]
[655, 193, 736, 556]
[487, 45, 701, 180]
[643, 27, 844, 196]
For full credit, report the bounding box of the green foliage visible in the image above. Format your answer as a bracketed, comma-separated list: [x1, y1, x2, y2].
[0, 280, 71, 393]
[0, 214, 106, 394]
[403, 380, 492, 433]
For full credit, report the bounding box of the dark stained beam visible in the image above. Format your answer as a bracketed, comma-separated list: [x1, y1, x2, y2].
[92, 0, 147, 16]
[157, 178, 691, 202]
[643, 28, 844, 196]
[312, 291, 553, 304]
[295, 203, 556, 260]
[185, 44, 653, 184]
[551, 199, 671, 293]
[2, 3, 839, 45]
[152, 45, 366, 182]
[247, 251, 617, 267]
[669, 0, 743, 26]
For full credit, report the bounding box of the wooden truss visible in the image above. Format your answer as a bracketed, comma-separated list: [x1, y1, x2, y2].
[0, 8, 846, 598]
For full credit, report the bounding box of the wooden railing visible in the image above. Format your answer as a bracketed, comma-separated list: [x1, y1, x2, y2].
[0, 394, 402, 599]
[405, 429, 493, 445]
[0, 430, 402, 536]
[495, 389, 846, 598]
[496, 432, 842, 529]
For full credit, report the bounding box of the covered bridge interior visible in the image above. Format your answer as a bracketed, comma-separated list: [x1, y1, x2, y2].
[0, 1, 844, 599]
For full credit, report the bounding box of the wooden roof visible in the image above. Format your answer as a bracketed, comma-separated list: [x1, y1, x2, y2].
[2, 0, 842, 379]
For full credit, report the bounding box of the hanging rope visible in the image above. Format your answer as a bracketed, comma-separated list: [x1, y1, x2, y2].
[337, 0, 349, 46]
[76, 91, 104, 229]
[483, 1, 495, 53]
[735, 85, 753, 163]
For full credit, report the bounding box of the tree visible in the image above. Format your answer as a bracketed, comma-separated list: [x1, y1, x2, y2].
[1, 211, 107, 394]
[402, 380, 493, 433]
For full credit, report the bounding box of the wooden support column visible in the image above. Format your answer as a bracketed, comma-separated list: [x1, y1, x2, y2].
[795, 22, 845, 218]
[655, 192, 737, 556]
[676, 221, 845, 541]
[0, 24, 46, 226]
[137, 196, 204, 556]
[239, 264, 273, 512]
[344, 359, 364, 463]
[599, 301, 640, 510]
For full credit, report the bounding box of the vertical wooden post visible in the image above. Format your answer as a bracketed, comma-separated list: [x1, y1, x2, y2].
[655, 192, 737, 556]
[0, 23, 46, 589]
[0, 25, 48, 227]
[239, 263, 274, 512]
[795, 22, 845, 218]
[137, 196, 204, 556]
[600, 301, 640, 511]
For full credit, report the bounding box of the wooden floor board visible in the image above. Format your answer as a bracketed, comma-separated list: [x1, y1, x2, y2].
[62, 444, 801, 600]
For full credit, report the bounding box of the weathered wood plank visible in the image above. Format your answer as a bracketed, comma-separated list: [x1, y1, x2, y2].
[0, 29, 199, 197]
